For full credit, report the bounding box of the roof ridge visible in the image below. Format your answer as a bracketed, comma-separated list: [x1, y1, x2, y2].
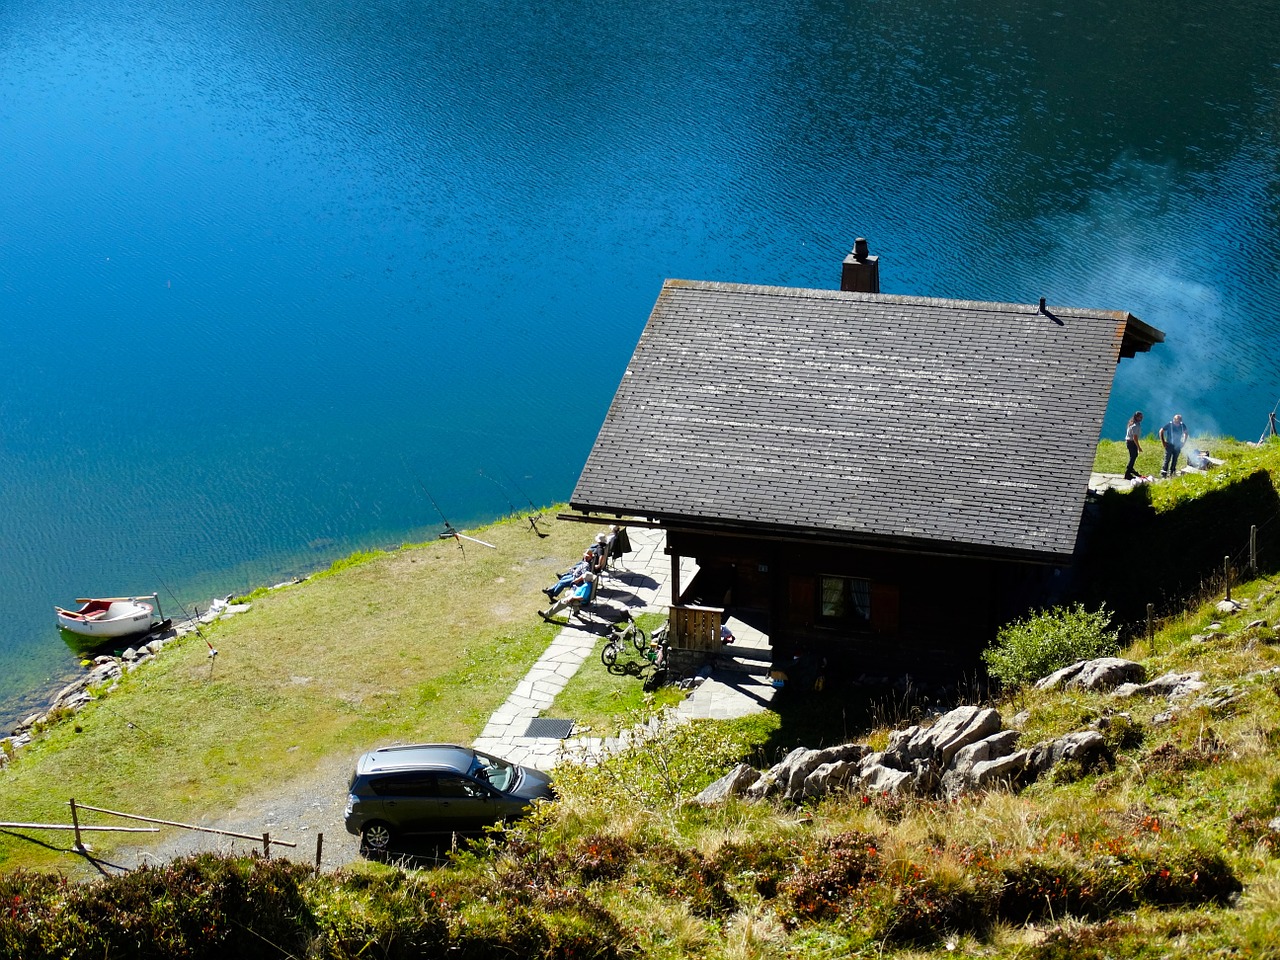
[661, 278, 1132, 321]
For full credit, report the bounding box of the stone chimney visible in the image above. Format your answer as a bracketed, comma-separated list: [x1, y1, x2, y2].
[840, 238, 880, 293]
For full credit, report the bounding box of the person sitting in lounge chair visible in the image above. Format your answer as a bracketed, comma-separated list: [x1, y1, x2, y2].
[586, 532, 610, 574]
[543, 552, 593, 601]
[539, 572, 595, 621]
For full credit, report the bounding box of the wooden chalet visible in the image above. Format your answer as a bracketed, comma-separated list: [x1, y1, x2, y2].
[567, 243, 1164, 677]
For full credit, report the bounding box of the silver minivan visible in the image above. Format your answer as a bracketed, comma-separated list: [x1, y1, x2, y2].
[344, 743, 554, 851]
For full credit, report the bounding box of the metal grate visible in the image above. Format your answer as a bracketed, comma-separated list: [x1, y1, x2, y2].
[523, 717, 575, 739]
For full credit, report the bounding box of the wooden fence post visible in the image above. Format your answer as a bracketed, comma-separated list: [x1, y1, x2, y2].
[1250, 525, 1258, 573]
[1146, 603, 1155, 655]
[315, 833, 324, 872]
[69, 798, 83, 851]
[1224, 556, 1232, 601]
[263, 832, 271, 858]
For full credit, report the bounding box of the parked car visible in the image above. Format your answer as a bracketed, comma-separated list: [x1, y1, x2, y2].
[344, 743, 554, 851]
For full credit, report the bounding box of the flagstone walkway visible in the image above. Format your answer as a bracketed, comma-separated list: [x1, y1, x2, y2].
[472, 526, 777, 771]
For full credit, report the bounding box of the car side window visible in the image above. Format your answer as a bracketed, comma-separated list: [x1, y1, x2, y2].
[370, 772, 436, 797]
[437, 774, 489, 798]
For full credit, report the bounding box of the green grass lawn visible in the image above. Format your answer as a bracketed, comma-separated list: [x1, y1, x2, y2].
[1092, 431, 1233, 478]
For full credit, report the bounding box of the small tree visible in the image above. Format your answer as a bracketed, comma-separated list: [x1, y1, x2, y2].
[983, 603, 1120, 691]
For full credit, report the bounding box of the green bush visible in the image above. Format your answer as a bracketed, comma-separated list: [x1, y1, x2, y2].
[983, 604, 1120, 691]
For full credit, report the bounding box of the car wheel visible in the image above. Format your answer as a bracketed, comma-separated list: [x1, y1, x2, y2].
[362, 821, 394, 852]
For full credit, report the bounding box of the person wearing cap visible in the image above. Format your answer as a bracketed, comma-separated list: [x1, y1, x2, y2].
[1159, 413, 1189, 477]
[586, 532, 610, 573]
[539, 571, 596, 621]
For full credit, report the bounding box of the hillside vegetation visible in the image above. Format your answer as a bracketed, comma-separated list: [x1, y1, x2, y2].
[3, 439, 1280, 958]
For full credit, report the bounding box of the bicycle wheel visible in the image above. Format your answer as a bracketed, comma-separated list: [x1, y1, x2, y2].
[631, 625, 649, 653]
[601, 641, 619, 667]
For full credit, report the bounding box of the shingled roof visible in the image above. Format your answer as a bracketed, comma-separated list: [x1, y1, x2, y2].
[570, 279, 1164, 563]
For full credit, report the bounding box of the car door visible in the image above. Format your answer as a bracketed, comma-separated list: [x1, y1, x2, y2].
[373, 771, 439, 834]
[435, 773, 499, 833]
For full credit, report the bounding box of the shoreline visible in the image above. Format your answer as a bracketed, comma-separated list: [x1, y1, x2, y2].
[0, 507, 548, 739]
[0, 533, 428, 735]
[1, 595, 257, 762]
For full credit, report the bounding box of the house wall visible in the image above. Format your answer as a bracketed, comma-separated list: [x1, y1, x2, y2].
[669, 530, 1043, 680]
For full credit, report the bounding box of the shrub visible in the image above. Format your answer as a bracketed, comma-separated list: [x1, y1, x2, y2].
[630, 837, 737, 918]
[3, 854, 319, 960]
[774, 831, 882, 925]
[983, 604, 1120, 691]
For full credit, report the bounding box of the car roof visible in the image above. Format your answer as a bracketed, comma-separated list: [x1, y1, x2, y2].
[355, 743, 476, 777]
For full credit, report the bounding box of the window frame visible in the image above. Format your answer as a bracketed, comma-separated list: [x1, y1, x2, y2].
[816, 574, 872, 630]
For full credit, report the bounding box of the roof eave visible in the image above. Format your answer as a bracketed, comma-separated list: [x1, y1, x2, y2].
[1119, 313, 1165, 358]
[566, 503, 1072, 566]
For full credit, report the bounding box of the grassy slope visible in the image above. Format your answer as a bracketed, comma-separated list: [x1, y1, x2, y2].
[0, 510, 602, 871]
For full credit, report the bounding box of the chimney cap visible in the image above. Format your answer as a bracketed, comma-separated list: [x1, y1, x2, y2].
[853, 237, 870, 260]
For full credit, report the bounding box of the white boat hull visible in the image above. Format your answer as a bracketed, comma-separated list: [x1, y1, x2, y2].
[55, 599, 155, 638]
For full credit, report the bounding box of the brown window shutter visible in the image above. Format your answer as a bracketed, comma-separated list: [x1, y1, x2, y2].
[870, 583, 900, 634]
[789, 576, 815, 627]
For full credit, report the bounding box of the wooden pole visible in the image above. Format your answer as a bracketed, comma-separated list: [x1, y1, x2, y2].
[1224, 555, 1232, 601]
[72, 802, 296, 847]
[1250, 525, 1258, 572]
[263, 832, 271, 858]
[69, 798, 83, 850]
[0, 822, 157, 833]
[1147, 603, 1155, 655]
[315, 833, 324, 872]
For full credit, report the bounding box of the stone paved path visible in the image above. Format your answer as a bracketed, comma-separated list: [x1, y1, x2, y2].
[473, 526, 777, 771]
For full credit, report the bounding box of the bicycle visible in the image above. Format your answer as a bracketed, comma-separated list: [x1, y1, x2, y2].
[641, 622, 672, 690]
[601, 611, 649, 667]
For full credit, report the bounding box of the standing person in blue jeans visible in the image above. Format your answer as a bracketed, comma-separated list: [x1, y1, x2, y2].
[1123, 411, 1144, 479]
[1159, 413, 1188, 477]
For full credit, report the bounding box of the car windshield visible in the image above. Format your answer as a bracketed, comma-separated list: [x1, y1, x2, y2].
[471, 750, 517, 791]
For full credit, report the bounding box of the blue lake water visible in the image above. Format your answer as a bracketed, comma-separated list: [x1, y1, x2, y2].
[2, 0, 1279, 727]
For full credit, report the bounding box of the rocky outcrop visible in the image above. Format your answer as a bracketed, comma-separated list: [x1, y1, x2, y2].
[693, 762, 760, 804]
[696, 704, 1103, 806]
[1035, 657, 1145, 692]
[1114, 671, 1205, 701]
[744, 743, 868, 802]
[695, 699, 1127, 807]
[882, 706, 1002, 769]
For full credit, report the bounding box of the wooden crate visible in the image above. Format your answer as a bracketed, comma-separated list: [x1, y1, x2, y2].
[670, 604, 722, 652]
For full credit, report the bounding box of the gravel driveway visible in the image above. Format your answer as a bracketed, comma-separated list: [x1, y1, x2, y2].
[100, 752, 365, 876]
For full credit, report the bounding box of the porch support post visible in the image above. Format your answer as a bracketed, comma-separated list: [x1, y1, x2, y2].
[670, 551, 682, 607]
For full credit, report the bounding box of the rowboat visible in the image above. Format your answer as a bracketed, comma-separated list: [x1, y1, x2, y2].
[54, 596, 157, 639]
